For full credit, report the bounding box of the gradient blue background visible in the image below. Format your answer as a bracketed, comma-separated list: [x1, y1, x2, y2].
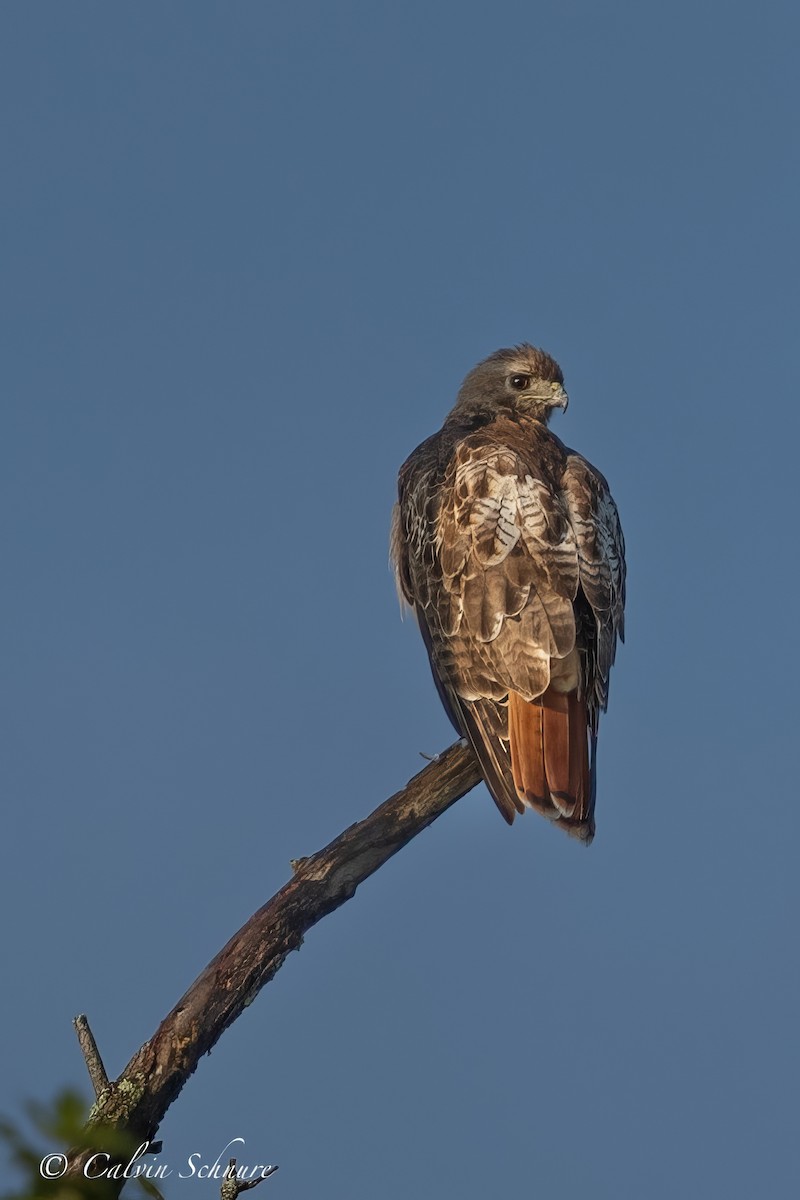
[2, 3, 798, 1197]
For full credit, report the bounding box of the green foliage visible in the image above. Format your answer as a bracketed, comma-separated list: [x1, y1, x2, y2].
[0, 1092, 164, 1200]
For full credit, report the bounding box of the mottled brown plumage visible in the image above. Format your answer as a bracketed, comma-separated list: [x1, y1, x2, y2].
[391, 344, 625, 843]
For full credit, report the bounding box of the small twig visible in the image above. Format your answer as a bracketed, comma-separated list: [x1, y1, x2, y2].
[72, 1013, 110, 1097]
[220, 1158, 278, 1198]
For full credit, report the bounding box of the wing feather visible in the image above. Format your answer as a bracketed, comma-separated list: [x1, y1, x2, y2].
[561, 454, 626, 716]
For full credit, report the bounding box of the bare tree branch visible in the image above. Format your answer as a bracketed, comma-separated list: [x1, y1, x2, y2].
[220, 1158, 278, 1198]
[73, 1014, 110, 1099]
[67, 740, 481, 1184]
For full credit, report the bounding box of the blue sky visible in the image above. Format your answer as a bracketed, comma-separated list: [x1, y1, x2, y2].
[2, 3, 798, 1197]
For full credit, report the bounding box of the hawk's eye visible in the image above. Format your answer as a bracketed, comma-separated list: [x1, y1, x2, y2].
[509, 373, 531, 391]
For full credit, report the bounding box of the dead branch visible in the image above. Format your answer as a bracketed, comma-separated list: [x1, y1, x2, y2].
[220, 1158, 278, 1198]
[73, 1014, 110, 1099]
[66, 740, 481, 1185]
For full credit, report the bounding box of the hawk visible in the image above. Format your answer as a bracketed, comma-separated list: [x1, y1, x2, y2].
[391, 345, 625, 843]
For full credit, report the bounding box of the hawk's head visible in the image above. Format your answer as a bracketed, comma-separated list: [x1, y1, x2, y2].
[447, 344, 568, 427]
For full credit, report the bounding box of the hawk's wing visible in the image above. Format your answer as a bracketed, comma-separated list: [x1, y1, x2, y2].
[392, 422, 624, 837]
[560, 453, 626, 718]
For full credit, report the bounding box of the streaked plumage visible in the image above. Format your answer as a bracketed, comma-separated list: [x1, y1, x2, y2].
[391, 345, 625, 842]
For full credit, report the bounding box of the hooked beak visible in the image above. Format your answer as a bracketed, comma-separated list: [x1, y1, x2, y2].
[549, 382, 569, 412]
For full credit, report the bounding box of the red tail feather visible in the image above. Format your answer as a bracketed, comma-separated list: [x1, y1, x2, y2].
[507, 688, 592, 835]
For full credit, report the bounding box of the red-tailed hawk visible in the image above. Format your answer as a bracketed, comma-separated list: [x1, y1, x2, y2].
[391, 345, 625, 843]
